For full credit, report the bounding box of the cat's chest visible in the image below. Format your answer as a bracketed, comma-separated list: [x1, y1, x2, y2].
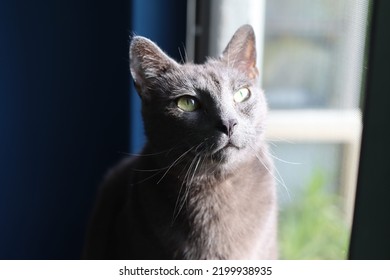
[135, 159, 274, 259]
[188, 179, 238, 223]
[181, 178, 261, 259]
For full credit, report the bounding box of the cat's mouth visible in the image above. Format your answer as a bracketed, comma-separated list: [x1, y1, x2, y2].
[206, 140, 242, 164]
[223, 141, 240, 150]
[212, 140, 240, 155]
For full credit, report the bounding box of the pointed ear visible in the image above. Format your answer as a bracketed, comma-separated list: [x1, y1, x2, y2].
[129, 36, 179, 96]
[221, 25, 259, 80]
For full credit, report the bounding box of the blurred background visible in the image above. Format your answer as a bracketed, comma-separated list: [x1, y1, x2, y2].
[0, 0, 371, 259]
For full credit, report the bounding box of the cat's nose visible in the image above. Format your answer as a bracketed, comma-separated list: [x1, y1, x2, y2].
[217, 118, 238, 137]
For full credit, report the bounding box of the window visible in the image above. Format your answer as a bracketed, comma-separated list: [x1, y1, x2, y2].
[187, 0, 370, 259]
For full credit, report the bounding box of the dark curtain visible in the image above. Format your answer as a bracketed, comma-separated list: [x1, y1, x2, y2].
[0, 0, 131, 259]
[349, 0, 390, 260]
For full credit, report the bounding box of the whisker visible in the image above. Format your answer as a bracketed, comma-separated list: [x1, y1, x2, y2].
[171, 154, 199, 224]
[171, 140, 208, 224]
[178, 46, 185, 63]
[119, 147, 176, 157]
[249, 144, 291, 202]
[268, 141, 279, 148]
[179, 155, 203, 221]
[209, 156, 223, 175]
[266, 152, 302, 165]
[130, 166, 170, 172]
[132, 169, 165, 185]
[189, 155, 202, 185]
[180, 42, 189, 63]
[251, 142, 301, 165]
[268, 136, 297, 144]
[157, 145, 196, 184]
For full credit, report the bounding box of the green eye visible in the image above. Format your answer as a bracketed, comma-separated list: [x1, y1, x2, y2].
[233, 87, 251, 103]
[176, 96, 200, 112]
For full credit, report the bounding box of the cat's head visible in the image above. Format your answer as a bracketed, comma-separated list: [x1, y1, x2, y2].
[129, 25, 268, 170]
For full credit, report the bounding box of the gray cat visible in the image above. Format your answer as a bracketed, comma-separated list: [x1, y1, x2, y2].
[83, 25, 277, 259]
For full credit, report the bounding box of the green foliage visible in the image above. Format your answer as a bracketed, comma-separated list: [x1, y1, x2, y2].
[279, 171, 349, 259]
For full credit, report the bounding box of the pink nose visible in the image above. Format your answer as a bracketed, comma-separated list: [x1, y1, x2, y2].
[217, 118, 238, 137]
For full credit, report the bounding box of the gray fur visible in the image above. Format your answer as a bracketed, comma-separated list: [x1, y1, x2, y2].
[83, 25, 277, 259]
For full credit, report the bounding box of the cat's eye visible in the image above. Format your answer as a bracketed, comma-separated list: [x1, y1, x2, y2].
[233, 87, 251, 103]
[176, 96, 200, 112]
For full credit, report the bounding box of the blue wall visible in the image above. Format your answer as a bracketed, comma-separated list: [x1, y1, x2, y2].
[130, 0, 188, 153]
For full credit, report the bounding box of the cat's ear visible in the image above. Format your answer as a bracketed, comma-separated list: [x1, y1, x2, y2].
[130, 36, 179, 97]
[220, 25, 259, 80]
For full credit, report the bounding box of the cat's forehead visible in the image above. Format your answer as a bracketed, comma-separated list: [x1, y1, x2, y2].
[179, 61, 249, 94]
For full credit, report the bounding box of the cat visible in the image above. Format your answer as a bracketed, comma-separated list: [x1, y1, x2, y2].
[83, 24, 277, 260]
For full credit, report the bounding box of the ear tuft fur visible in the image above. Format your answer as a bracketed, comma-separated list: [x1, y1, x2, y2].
[129, 37, 178, 96]
[221, 25, 259, 80]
